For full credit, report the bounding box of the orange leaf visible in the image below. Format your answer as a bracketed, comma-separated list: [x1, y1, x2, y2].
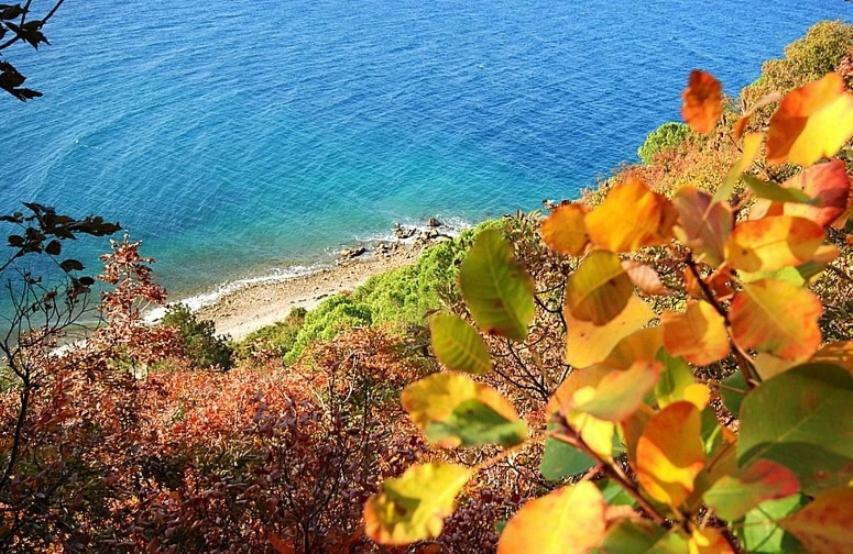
[730, 279, 822, 361]
[766, 72, 853, 165]
[673, 186, 733, 266]
[682, 70, 723, 134]
[779, 159, 850, 228]
[497, 481, 606, 554]
[622, 261, 669, 296]
[540, 202, 589, 256]
[726, 215, 825, 272]
[636, 402, 705, 508]
[662, 300, 730, 366]
[780, 487, 853, 554]
[585, 176, 676, 252]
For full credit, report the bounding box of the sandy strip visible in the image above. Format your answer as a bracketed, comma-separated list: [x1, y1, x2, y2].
[196, 244, 425, 341]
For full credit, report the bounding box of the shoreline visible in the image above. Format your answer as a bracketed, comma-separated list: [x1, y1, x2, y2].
[165, 217, 470, 342]
[195, 243, 426, 341]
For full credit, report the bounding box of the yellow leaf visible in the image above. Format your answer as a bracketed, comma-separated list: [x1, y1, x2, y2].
[688, 528, 735, 554]
[364, 463, 471, 546]
[497, 481, 606, 554]
[662, 300, 730, 366]
[565, 295, 655, 369]
[780, 487, 853, 554]
[550, 361, 661, 422]
[682, 70, 723, 134]
[602, 326, 663, 370]
[726, 215, 825, 272]
[401, 372, 524, 448]
[766, 72, 853, 166]
[730, 279, 822, 361]
[636, 402, 705, 508]
[673, 186, 733, 266]
[565, 251, 633, 324]
[541, 202, 589, 256]
[753, 353, 798, 380]
[585, 177, 676, 252]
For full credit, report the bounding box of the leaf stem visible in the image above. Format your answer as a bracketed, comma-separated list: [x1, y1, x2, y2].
[549, 424, 668, 526]
[683, 254, 759, 389]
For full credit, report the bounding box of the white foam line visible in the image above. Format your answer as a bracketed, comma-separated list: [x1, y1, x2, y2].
[143, 217, 473, 324]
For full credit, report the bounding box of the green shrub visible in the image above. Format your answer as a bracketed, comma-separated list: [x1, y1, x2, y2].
[637, 121, 691, 164]
[280, 219, 508, 364]
[235, 307, 307, 360]
[284, 295, 373, 363]
[161, 304, 233, 370]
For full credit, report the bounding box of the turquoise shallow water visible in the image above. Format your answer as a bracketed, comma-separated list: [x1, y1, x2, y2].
[0, 0, 850, 308]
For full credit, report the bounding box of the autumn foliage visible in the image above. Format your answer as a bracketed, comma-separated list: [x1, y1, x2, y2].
[364, 68, 853, 553]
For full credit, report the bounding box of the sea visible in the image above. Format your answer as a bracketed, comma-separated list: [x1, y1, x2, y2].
[1, 0, 850, 315]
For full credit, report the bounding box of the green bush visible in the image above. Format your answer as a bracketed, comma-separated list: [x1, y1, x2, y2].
[279, 220, 507, 364]
[235, 307, 307, 360]
[284, 295, 374, 363]
[637, 121, 691, 164]
[161, 304, 233, 370]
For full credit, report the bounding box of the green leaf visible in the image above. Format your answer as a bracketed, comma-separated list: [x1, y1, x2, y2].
[565, 250, 632, 325]
[738, 363, 853, 494]
[597, 479, 637, 507]
[540, 427, 595, 482]
[649, 530, 690, 553]
[401, 372, 524, 449]
[364, 462, 472, 545]
[743, 175, 817, 205]
[720, 372, 747, 416]
[598, 519, 666, 553]
[430, 312, 492, 374]
[459, 229, 535, 342]
[739, 266, 806, 286]
[427, 399, 528, 447]
[703, 459, 799, 521]
[655, 350, 709, 409]
[741, 495, 807, 553]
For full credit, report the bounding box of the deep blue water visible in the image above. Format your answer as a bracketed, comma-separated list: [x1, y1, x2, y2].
[1, 0, 850, 305]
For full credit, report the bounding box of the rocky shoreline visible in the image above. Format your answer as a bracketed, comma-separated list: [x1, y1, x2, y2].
[196, 219, 457, 341]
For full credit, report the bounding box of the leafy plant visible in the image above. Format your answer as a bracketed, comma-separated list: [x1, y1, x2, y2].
[638, 122, 692, 164]
[364, 68, 853, 552]
[160, 303, 233, 370]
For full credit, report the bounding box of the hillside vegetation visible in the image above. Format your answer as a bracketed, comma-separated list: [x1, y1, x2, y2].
[1, 21, 851, 553]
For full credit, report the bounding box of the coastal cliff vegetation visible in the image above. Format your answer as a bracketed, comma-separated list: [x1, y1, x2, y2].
[1, 20, 852, 553]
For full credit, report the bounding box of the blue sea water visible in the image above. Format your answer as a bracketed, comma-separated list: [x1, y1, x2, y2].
[1, 0, 850, 306]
